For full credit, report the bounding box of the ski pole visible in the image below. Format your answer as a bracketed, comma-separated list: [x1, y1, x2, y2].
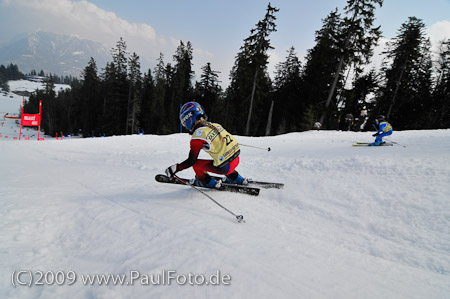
[239, 143, 271, 151]
[173, 175, 245, 223]
[385, 138, 406, 148]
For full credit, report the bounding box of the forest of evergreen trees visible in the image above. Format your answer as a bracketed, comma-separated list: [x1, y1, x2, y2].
[13, 0, 450, 137]
[0, 63, 24, 92]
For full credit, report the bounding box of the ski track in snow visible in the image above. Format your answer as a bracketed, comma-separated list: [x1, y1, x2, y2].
[1, 83, 450, 298]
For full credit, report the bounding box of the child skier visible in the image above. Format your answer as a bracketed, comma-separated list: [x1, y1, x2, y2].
[165, 101, 247, 188]
[370, 115, 393, 146]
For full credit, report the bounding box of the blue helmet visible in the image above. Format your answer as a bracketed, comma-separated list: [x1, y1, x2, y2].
[179, 101, 205, 131]
[375, 115, 385, 122]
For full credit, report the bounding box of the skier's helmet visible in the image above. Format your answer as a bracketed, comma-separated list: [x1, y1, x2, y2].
[180, 101, 206, 131]
[375, 115, 385, 122]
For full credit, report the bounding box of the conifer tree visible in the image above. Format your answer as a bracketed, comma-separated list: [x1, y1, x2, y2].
[227, 3, 279, 136]
[170, 41, 194, 131]
[321, 0, 383, 128]
[432, 39, 450, 128]
[107, 37, 129, 135]
[127, 52, 142, 134]
[194, 62, 222, 120]
[140, 68, 155, 133]
[152, 53, 170, 134]
[80, 57, 100, 137]
[272, 47, 303, 133]
[374, 17, 432, 129]
[301, 9, 343, 129]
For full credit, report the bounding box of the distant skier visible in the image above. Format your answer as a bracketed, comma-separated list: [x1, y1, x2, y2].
[314, 122, 322, 130]
[370, 115, 393, 146]
[355, 109, 367, 131]
[165, 101, 247, 188]
[344, 113, 354, 131]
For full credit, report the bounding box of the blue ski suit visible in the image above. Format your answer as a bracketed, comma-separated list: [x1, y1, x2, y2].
[374, 121, 393, 144]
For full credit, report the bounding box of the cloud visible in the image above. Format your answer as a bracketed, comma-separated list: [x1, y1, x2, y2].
[267, 49, 281, 78]
[1, 0, 165, 63]
[0, 0, 224, 85]
[427, 20, 450, 51]
[193, 48, 214, 59]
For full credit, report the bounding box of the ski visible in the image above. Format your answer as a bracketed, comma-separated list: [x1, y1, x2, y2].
[352, 142, 393, 147]
[352, 142, 371, 146]
[211, 176, 284, 189]
[155, 174, 260, 196]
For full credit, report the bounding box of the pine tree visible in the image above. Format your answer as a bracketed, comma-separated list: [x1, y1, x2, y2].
[194, 62, 223, 120]
[152, 53, 170, 134]
[272, 46, 303, 133]
[226, 3, 279, 136]
[80, 57, 101, 137]
[301, 9, 343, 129]
[320, 0, 383, 128]
[170, 41, 194, 131]
[37, 77, 57, 136]
[107, 37, 129, 135]
[432, 39, 450, 128]
[140, 68, 155, 134]
[98, 62, 114, 135]
[126, 52, 142, 134]
[374, 17, 432, 129]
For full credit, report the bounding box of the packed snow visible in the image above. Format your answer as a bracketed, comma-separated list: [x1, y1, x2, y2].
[1, 81, 450, 299]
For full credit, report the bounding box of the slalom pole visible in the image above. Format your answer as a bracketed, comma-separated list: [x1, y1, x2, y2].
[239, 143, 271, 151]
[19, 98, 24, 140]
[173, 175, 245, 223]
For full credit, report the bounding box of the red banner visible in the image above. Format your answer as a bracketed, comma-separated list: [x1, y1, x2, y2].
[19, 98, 42, 140]
[21, 113, 41, 126]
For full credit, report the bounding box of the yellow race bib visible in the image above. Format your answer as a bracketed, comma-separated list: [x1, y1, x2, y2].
[192, 123, 240, 167]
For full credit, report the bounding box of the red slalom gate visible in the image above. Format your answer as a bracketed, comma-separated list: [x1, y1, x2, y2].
[19, 98, 42, 140]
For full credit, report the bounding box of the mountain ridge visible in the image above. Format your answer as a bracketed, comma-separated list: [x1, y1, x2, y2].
[0, 31, 111, 77]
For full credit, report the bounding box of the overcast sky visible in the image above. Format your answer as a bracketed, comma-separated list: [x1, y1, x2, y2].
[1, 0, 449, 87]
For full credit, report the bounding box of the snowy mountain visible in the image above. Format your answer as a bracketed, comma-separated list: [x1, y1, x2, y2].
[0, 31, 111, 77]
[1, 82, 450, 298]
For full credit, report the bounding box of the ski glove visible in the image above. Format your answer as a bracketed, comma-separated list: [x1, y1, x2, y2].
[165, 164, 178, 177]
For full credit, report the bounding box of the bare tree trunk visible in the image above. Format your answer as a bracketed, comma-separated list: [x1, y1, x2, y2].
[387, 60, 407, 119]
[131, 93, 136, 134]
[126, 87, 132, 135]
[103, 96, 107, 116]
[320, 56, 345, 125]
[265, 100, 274, 136]
[245, 68, 259, 135]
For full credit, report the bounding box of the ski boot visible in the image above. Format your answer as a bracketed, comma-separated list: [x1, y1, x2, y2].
[225, 173, 248, 185]
[370, 141, 383, 146]
[191, 176, 222, 188]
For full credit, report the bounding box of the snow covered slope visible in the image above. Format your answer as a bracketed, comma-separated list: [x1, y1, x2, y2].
[1, 129, 449, 298]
